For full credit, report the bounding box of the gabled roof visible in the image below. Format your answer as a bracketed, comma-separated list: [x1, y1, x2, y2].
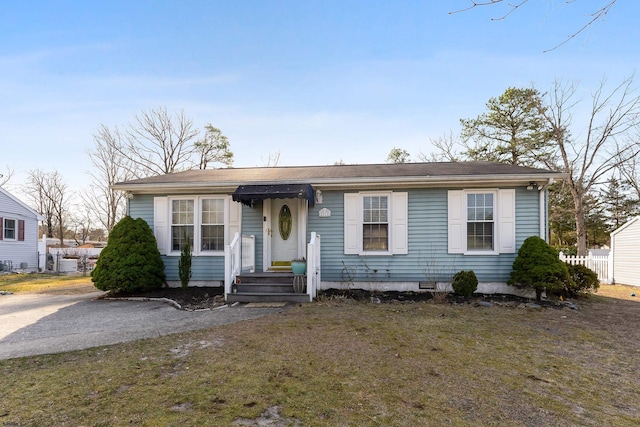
[0, 187, 45, 221]
[113, 161, 567, 194]
[611, 216, 640, 237]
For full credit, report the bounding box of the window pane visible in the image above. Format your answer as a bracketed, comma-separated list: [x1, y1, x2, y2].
[363, 224, 389, 251]
[202, 199, 224, 225]
[467, 222, 494, 250]
[172, 200, 194, 224]
[4, 219, 15, 239]
[171, 225, 194, 251]
[201, 225, 224, 251]
[362, 195, 389, 251]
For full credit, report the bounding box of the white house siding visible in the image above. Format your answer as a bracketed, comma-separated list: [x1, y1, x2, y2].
[0, 190, 41, 270]
[611, 217, 640, 287]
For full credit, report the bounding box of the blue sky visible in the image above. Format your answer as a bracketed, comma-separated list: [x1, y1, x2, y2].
[1, 1, 638, 195]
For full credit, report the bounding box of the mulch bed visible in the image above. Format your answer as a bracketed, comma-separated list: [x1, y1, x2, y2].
[109, 287, 225, 310]
[108, 286, 573, 310]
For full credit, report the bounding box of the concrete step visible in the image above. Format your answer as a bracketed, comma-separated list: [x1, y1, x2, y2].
[227, 292, 311, 303]
[235, 283, 295, 293]
[237, 272, 295, 285]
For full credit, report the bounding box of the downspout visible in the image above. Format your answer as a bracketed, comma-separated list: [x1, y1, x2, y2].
[540, 178, 554, 242]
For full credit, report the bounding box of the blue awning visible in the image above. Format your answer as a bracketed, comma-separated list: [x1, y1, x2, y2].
[232, 184, 315, 207]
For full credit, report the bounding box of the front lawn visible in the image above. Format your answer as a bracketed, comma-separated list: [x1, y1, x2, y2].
[0, 273, 95, 294]
[0, 284, 638, 425]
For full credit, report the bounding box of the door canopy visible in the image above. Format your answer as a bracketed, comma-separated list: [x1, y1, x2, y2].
[232, 184, 315, 207]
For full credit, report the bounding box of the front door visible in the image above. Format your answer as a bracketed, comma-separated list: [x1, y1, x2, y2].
[263, 198, 307, 271]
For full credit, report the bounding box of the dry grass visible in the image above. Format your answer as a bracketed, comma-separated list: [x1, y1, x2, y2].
[595, 283, 639, 301]
[0, 280, 638, 425]
[0, 273, 95, 294]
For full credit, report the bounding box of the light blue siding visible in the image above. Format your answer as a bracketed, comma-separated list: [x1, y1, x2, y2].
[129, 186, 543, 286]
[308, 187, 540, 284]
[241, 200, 264, 272]
[129, 194, 225, 282]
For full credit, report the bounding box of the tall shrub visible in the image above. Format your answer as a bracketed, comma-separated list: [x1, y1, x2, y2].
[178, 233, 192, 289]
[91, 216, 165, 293]
[508, 236, 569, 301]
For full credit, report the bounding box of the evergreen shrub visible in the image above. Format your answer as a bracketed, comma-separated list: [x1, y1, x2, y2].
[178, 233, 192, 289]
[563, 263, 600, 297]
[508, 236, 569, 301]
[91, 216, 166, 293]
[451, 270, 478, 297]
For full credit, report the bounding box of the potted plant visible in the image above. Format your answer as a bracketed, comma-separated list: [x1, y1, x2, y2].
[291, 257, 307, 275]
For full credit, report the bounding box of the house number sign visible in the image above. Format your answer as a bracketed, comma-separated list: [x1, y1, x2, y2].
[279, 204, 292, 240]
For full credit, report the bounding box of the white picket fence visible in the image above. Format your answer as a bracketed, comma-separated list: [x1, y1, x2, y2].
[559, 252, 611, 283]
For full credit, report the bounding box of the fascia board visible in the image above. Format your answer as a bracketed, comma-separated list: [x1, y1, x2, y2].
[113, 173, 567, 194]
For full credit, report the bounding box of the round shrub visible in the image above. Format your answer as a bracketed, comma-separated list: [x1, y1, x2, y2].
[91, 216, 166, 293]
[564, 263, 600, 297]
[508, 236, 569, 301]
[452, 270, 478, 297]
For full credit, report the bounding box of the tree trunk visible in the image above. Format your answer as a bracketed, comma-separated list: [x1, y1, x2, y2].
[573, 192, 587, 256]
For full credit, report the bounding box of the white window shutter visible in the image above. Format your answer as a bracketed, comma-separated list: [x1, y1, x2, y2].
[344, 193, 360, 254]
[448, 190, 464, 254]
[227, 197, 242, 243]
[391, 192, 408, 254]
[153, 197, 168, 255]
[498, 189, 516, 253]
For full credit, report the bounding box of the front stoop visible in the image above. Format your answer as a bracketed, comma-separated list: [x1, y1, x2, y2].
[227, 272, 311, 303]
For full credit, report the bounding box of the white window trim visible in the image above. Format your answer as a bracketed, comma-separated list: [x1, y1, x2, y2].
[464, 190, 498, 256]
[164, 195, 231, 257]
[344, 191, 408, 256]
[448, 189, 516, 256]
[3, 218, 17, 241]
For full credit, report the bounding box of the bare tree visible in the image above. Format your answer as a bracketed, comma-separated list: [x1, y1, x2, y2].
[0, 166, 14, 188]
[451, 0, 618, 52]
[120, 107, 200, 177]
[68, 208, 93, 245]
[84, 124, 134, 233]
[618, 154, 640, 202]
[262, 151, 281, 167]
[194, 124, 234, 169]
[23, 169, 70, 246]
[540, 76, 640, 255]
[419, 132, 463, 162]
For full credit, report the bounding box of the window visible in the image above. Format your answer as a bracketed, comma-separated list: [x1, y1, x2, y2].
[448, 189, 515, 255]
[344, 192, 408, 255]
[171, 199, 194, 251]
[201, 198, 224, 251]
[4, 219, 16, 240]
[466, 193, 494, 250]
[154, 196, 241, 256]
[363, 195, 389, 251]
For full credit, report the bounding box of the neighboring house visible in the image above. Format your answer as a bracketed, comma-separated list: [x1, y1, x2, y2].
[113, 162, 566, 301]
[0, 187, 44, 272]
[610, 216, 640, 287]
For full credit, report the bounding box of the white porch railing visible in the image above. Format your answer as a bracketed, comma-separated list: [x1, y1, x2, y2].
[306, 232, 321, 299]
[559, 252, 611, 283]
[224, 232, 241, 301]
[241, 234, 256, 273]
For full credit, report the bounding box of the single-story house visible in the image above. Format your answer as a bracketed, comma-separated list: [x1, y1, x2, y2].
[113, 161, 566, 302]
[0, 187, 44, 272]
[610, 216, 640, 287]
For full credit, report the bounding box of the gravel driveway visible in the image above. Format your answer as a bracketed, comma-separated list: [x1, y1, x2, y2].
[0, 292, 287, 360]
